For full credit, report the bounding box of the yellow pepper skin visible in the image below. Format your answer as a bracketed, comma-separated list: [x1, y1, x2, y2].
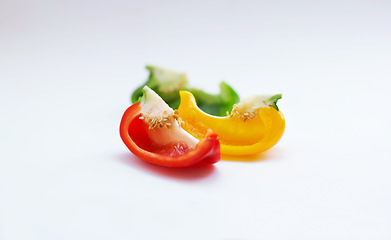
[178, 91, 285, 156]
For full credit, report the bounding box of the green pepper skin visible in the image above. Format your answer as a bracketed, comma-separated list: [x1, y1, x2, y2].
[131, 66, 240, 116]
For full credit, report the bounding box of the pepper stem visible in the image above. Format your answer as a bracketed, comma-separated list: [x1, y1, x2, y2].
[266, 94, 282, 111]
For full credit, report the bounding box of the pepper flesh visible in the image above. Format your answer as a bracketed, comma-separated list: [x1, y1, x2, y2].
[178, 91, 285, 156]
[131, 65, 239, 116]
[120, 87, 220, 167]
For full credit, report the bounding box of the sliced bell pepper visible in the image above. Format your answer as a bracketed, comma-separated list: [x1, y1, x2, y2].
[131, 65, 239, 116]
[178, 91, 285, 156]
[120, 86, 220, 167]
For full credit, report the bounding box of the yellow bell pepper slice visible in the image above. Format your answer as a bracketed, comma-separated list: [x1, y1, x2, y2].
[178, 91, 285, 156]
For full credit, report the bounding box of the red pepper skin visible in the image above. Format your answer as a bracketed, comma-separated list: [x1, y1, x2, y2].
[120, 103, 220, 168]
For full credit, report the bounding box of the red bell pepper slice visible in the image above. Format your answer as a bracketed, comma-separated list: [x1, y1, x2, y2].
[120, 86, 220, 168]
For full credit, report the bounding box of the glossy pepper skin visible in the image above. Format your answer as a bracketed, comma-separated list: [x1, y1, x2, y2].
[120, 87, 220, 167]
[178, 91, 285, 156]
[131, 65, 239, 116]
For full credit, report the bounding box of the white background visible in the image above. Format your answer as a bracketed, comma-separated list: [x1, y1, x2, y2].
[1, 0, 391, 239]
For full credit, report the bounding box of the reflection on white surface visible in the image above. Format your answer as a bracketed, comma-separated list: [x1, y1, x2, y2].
[1, 0, 391, 239]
